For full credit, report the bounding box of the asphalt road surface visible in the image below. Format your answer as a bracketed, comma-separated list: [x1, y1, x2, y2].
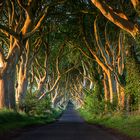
[12, 104, 124, 140]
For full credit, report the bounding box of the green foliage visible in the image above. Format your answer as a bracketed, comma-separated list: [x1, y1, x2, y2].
[91, 114, 140, 139]
[125, 56, 140, 110]
[0, 108, 62, 134]
[0, 109, 23, 124]
[81, 84, 119, 120]
[79, 107, 140, 139]
[125, 57, 140, 95]
[105, 94, 119, 112]
[0, 109, 43, 133]
[20, 93, 52, 116]
[45, 108, 62, 122]
[82, 86, 105, 118]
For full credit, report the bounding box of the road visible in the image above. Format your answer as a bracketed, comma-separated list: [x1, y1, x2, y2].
[12, 104, 124, 140]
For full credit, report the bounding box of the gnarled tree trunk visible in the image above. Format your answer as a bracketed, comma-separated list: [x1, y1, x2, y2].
[0, 43, 20, 109]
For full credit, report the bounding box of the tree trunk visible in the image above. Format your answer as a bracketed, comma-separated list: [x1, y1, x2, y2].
[0, 78, 7, 108]
[126, 95, 131, 112]
[51, 87, 59, 108]
[16, 75, 28, 104]
[120, 85, 125, 110]
[0, 40, 20, 109]
[107, 71, 114, 103]
[37, 76, 46, 95]
[103, 72, 109, 102]
[116, 81, 121, 107]
[0, 67, 17, 109]
[103, 72, 110, 111]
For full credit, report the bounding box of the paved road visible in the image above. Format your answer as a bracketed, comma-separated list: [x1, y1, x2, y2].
[13, 105, 121, 140]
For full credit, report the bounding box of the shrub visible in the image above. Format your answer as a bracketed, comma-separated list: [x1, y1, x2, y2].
[83, 87, 105, 118]
[125, 56, 140, 111]
[20, 93, 52, 116]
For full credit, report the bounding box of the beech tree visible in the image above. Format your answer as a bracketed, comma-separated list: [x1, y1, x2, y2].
[0, 0, 49, 109]
[0, 0, 65, 109]
[0, 0, 139, 113]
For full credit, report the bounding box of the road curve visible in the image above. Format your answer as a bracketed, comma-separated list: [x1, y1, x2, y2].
[12, 105, 121, 140]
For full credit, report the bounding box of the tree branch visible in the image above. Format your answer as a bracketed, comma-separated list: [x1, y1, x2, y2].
[91, 0, 140, 38]
[0, 24, 18, 39]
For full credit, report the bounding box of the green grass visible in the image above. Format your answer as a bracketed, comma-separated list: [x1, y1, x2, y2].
[0, 108, 61, 134]
[79, 109, 140, 139]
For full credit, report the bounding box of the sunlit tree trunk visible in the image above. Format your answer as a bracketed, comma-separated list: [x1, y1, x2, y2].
[103, 72, 109, 102]
[16, 66, 28, 104]
[120, 86, 125, 109]
[116, 81, 121, 108]
[107, 71, 114, 103]
[51, 85, 59, 108]
[116, 80, 125, 110]
[115, 77, 125, 110]
[82, 61, 87, 87]
[0, 73, 16, 109]
[16, 40, 29, 104]
[37, 76, 47, 95]
[89, 79, 93, 90]
[0, 78, 7, 108]
[103, 72, 110, 111]
[0, 41, 20, 109]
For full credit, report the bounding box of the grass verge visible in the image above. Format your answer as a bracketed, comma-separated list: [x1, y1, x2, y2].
[79, 109, 140, 139]
[0, 108, 61, 134]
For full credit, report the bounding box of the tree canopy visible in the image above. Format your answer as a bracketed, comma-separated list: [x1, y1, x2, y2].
[0, 0, 139, 115]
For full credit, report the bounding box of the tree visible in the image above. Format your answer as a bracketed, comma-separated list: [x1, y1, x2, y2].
[0, 0, 65, 109]
[0, 0, 49, 109]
